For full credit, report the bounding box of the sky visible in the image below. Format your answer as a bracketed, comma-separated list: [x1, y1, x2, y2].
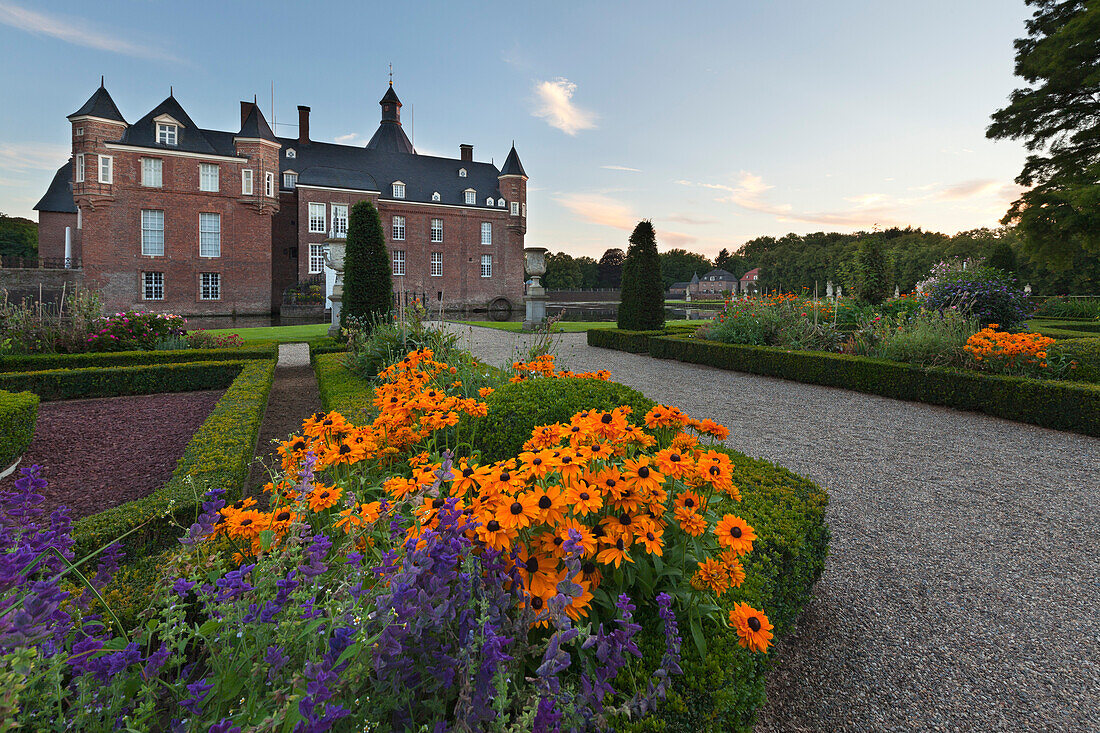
[0, 0, 1034, 259]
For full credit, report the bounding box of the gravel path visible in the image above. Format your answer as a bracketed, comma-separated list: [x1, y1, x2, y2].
[446, 324, 1100, 732]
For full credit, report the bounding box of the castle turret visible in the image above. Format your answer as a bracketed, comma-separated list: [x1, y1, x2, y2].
[68, 80, 127, 202]
[365, 84, 415, 154]
[499, 143, 527, 235]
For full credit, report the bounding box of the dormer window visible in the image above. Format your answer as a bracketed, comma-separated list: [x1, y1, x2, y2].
[464, 189, 476, 205]
[486, 197, 494, 206]
[283, 172, 298, 190]
[458, 168, 467, 178]
[431, 191, 441, 202]
[392, 182, 406, 199]
[497, 198, 505, 208]
[157, 123, 178, 146]
[286, 148, 296, 159]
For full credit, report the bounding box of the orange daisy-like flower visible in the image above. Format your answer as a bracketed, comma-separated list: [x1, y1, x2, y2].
[691, 557, 730, 595]
[495, 491, 540, 531]
[475, 516, 519, 551]
[224, 509, 265, 541]
[516, 545, 563, 597]
[621, 457, 665, 496]
[654, 448, 691, 478]
[564, 573, 595, 620]
[384, 476, 419, 502]
[308, 485, 343, 513]
[715, 514, 756, 556]
[638, 525, 664, 556]
[530, 485, 566, 525]
[479, 387, 495, 398]
[564, 482, 604, 516]
[555, 518, 598, 557]
[674, 506, 708, 537]
[518, 449, 557, 480]
[674, 490, 707, 514]
[644, 405, 690, 430]
[595, 535, 634, 567]
[729, 602, 774, 653]
[720, 551, 746, 587]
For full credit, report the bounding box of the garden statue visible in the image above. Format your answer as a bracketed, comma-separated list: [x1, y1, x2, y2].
[1024, 283, 1032, 296]
[894, 285, 900, 298]
[826, 280, 834, 298]
[524, 246, 549, 330]
[324, 239, 345, 337]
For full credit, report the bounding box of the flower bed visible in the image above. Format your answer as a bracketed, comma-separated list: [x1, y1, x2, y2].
[0, 389, 37, 467]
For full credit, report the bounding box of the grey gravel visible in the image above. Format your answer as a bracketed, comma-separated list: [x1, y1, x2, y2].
[446, 324, 1100, 732]
[277, 342, 310, 367]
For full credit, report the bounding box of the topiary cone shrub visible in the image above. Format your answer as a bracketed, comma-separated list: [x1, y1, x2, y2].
[341, 200, 392, 330]
[619, 220, 666, 331]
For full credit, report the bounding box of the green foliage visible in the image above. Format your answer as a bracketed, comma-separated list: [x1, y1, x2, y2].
[590, 329, 1100, 436]
[307, 336, 346, 363]
[0, 389, 37, 466]
[0, 360, 249, 401]
[0, 342, 276, 372]
[467, 377, 656, 461]
[341, 200, 392, 329]
[0, 288, 102, 355]
[987, 241, 1019, 275]
[714, 248, 748, 279]
[1052, 338, 1100, 383]
[313, 352, 376, 424]
[660, 249, 713, 289]
[845, 238, 891, 305]
[0, 213, 37, 257]
[1031, 296, 1100, 319]
[71, 359, 274, 558]
[853, 310, 977, 368]
[619, 220, 665, 331]
[588, 329, 668, 353]
[542, 251, 583, 289]
[598, 248, 626, 288]
[702, 296, 841, 352]
[1029, 320, 1100, 339]
[345, 302, 460, 379]
[987, 0, 1100, 267]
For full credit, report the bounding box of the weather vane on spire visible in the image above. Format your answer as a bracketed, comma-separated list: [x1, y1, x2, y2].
[389, 62, 393, 86]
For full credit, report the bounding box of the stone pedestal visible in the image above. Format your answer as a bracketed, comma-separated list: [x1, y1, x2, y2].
[323, 238, 346, 337]
[523, 247, 549, 331]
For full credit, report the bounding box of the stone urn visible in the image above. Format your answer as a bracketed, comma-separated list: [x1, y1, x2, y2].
[324, 238, 346, 336]
[523, 246, 549, 330]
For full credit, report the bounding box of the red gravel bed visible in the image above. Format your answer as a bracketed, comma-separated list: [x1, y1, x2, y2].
[2, 390, 224, 521]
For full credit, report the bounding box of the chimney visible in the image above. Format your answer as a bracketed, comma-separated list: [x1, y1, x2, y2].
[460, 144, 473, 161]
[240, 101, 254, 128]
[298, 105, 311, 145]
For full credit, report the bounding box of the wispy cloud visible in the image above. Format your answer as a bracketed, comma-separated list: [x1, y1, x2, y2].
[334, 132, 359, 144]
[0, 2, 184, 63]
[533, 78, 596, 135]
[0, 142, 71, 172]
[554, 193, 635, 229]
[659, 229, 698, 247]
[602, 165, 641, 172]
[934, 179, 1004, 200]
[664, 213, 718, 225]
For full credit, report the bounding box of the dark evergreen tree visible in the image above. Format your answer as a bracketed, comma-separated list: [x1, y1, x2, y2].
[987, 241, 1019, 275]
[846, 238, 890, 305]
[341, 200, 392, 329]
[618, 220, 665, 330]
[597, 248, 626, 288]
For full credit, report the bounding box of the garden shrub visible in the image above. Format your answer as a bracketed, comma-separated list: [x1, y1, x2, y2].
[853, 309, 976, 368]
[341, 199, 392, 329]
[307, 335, 345, 363]
[619, 220, 665, 331]
[0, 360, 248, 401]
[0, 342, 276, 372]
[845, 238, 890, 305]
[923, 266, 1029, 330]
[85, 310, 187, 351]
[1052, 338, 1100, 383]
[314, 351, 376, 424]
[71, 358, 274, 558]
[466, 376, 655, 461]
[0, 389, 38, 466]
[588, 328, 666, 353]
[1031, 296, 1100, 320]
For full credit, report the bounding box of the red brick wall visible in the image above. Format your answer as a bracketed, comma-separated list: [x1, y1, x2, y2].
[37, 212, 81, 262]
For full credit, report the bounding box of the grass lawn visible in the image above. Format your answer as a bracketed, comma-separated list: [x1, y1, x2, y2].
[455, 319, 704, 333]
[202, 323, 330, 343]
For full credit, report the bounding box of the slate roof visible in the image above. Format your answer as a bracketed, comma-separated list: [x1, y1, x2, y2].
[238, 104, 276, 141]
[116, 95, 222, 154]
[669, 281, 691, 290]
[365, 122, 415, 154]
[68, 85, 126, 123]
[34, 162, 77, 213]
[701, 268, 738, 281]
[500, 145, 527, 177]
[380, 85, 401, 105]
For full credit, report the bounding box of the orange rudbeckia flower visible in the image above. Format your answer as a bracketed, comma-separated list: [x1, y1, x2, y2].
[729, 602, 773, 653]
[715, 514, 756, 556]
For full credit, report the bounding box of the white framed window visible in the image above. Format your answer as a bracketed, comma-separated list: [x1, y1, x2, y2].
[199, 164, 219, 192]
[308, 243, 326, 274]
[481, 222, 492, 245]
[431, 191, 441, 202]
[283, 172, 297, 189]
[141, 210, 164, 256]
[242, 169, 254, 195]
[98, 155, 113, 184]
[141, 158, 163, 187]
[497, 198, 505, 208]
[510, 201, 520, 216]
[74, 126, 84, 137]
[200, 272, 221, 301]
[75, 154, 85, 183]
[265, 172, 275, 197]
[143, 272, 164, 300]
[331, 204, 348, 238]
[464, 189, 476, 205]
[430, 252, 443, 277]
[480, 254, 492, 278]
[392, 215, 405, 241]
[430, 218, 443, 243]
[286, 148, 296, 159]
[157, 123, 178, 145]
[485, 196, 493, 206]
[392, 182, 405, 199]
[199, 213, 221, 257]
[308, 203, 326, 233]
[458, 168, 467, 178]
[392, 250, 406, 276]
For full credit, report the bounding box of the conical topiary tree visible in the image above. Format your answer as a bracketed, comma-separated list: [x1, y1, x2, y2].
[618, 220, 665, 330]
[341, 200, 392, 329]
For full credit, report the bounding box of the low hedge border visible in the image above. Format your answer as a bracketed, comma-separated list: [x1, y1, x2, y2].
[308, 336, 347, 363]
[71, 358, 275, 559]
[313, 352, 374, 424]
[0, 390, 39, 467]
[1034, 325, 1100, 340]
[1055, 338, 1100, 383]
[588, 328, 669, 353]
[0, 342, 278, 373]
[0, 360, 255, 402]
[589, 329, 1100, 437]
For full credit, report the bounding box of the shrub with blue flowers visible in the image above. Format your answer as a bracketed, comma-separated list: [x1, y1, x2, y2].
[922, 266, 1030, 330]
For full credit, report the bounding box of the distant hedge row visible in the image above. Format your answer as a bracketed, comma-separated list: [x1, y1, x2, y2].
[307, 336, 347, 363]
[313, 352, 373, 424]
[0, 360, 252, 401]
[0, 390, 38, 467]
[0, 343, 278, 373]
[589, 329, 1100, 437]
[72, 359, 275, 559]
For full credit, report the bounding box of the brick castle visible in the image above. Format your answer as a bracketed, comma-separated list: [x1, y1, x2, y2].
[34, 81, 528, 315]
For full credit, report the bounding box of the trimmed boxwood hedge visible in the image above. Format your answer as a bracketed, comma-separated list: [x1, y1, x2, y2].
[590, 329, 1100, 437]
[588, 328, 667, 354]
[313, 352, 374, 424]
[71, 359, 275, 559]
[308, 336, 347, 363]
[1054, 338, 1100, 384]
[0, 390, 38, 467]
[0, 360, 251, 402]
[0, 342, 277, 372]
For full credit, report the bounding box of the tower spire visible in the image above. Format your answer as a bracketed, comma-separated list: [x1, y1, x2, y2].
[389, 62, 393, 87]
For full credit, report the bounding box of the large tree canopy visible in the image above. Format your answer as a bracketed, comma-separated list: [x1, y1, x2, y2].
[658, 249, 712, 289]
[597, 248, 626, 289]
[987, 0, 1100, 267]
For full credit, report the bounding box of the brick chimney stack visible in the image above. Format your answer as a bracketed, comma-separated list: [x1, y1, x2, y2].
[460, 144, 473, 161]
[240, 101, 253, 128]
[298, 105, 311, 145]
